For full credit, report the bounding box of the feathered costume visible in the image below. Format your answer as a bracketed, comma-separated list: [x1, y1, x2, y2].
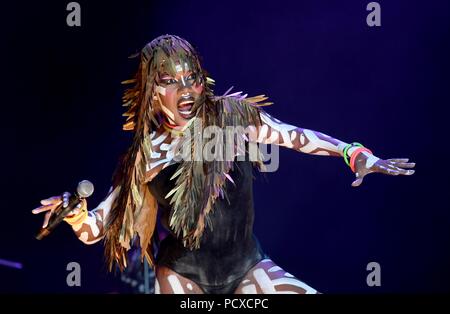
[104, 35, 272, 271]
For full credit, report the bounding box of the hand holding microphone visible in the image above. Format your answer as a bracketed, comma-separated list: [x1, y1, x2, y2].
[32, 180, 94, 240]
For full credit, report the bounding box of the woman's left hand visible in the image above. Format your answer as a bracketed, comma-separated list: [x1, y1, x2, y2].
[351, 152, 415, 187]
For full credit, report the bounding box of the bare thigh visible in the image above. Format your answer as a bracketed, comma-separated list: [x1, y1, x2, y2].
[155, 265, 204, 294]
[234, 258, 318, 294]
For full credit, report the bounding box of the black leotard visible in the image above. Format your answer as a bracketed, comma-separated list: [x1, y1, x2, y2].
[147, 159, 267, 294]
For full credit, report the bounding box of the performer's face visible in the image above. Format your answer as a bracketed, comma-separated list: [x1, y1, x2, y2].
[154, 55, 204, 127]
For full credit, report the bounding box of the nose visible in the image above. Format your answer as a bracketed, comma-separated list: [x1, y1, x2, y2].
[179, 75, 194, 89]
[178, 81, 193, 96]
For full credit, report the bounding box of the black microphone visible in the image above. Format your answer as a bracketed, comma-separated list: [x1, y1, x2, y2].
[35, 180, 94, 240]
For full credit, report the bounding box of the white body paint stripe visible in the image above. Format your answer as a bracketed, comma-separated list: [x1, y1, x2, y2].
[266, 130, 279, 144]
[242, 284, 257, 294]
[151, 151, 161, 158]
[78, 232, 103, 245]
[149, 158, 171, 170]
[253, 268, 276, 293]
[92, 186, 119, 219]
[284, 272, 295, 278]
[272, 278, 317, 294]
[300, 129, 337, 153]
[159, 143, 172, 151]
[152, 132, 168, 146]
[300, 133, 305, 145]
[94, 212, 103, 222]
[162, 159, 177, 169]
[364, 152, 379, 168]
[279, 129, 293, 148]
[259, 111, 296, 147]
[167, 275, 185, 294]
[257, 125, 269, 143]
[315, 150, 331, 156]
[268, 266, 283, 273]
[290, 130, 297, 141]
[86, 213, 100, 237]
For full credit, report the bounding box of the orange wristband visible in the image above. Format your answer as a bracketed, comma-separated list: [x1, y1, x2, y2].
[64, 209, 88, 226]
[350, 147, 373, 173]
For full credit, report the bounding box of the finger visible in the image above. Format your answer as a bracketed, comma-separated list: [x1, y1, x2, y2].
[385, 167, 401, 175]
[386, 164, 415, 175]
[42, 211, 52, 228]
[62, 192, 71, 208]
[40, 196, 62, 206]
[377, 164, 398, 175]
[391, 162, 415, 169]
[386, 166, 415, 176]
[32, 204, 58, 214]
[351, 177, 364, 187]
[387, 158, 409, 163]
[351, 172, 364, 187]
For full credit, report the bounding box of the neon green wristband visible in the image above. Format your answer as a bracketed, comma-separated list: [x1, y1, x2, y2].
[343, 142, 364, 167]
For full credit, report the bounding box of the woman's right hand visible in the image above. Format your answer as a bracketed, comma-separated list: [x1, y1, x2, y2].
[32, 192, 86, 228]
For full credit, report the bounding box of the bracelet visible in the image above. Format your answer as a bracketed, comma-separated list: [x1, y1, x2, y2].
[349, 147, 373, 173]
[343, 142, 364, 166]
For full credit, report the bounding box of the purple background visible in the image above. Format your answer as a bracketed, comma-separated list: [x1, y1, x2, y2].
[1, 0, 449, 293]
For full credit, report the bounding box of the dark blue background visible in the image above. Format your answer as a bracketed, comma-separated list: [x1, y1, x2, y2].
[1, 0, 449, 293]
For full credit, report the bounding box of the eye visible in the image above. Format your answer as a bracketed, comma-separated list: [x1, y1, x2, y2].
[186, 74, 197, 81]
[162, 78, 177, 85]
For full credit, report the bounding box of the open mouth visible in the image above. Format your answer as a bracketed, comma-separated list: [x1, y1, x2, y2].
[177, 97, 195, 119]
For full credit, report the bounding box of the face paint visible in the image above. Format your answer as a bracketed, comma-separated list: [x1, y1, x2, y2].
[157, 72, 198, 91]
[155, 85, 167, 96]
[152, 48, 204, 127]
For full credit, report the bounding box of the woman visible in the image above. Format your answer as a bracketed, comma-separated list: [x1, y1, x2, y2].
[32, 35, 415, 294]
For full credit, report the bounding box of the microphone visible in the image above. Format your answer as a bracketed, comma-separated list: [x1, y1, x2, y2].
[35, 180, 94, 240]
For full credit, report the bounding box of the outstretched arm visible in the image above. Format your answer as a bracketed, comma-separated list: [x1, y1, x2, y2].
[253, 110, 415, 186]
[255, 110, 348, 157]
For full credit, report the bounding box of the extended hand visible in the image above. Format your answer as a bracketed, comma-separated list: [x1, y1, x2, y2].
[31, 192, 87, 228]
[351, 152, 415, 187]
